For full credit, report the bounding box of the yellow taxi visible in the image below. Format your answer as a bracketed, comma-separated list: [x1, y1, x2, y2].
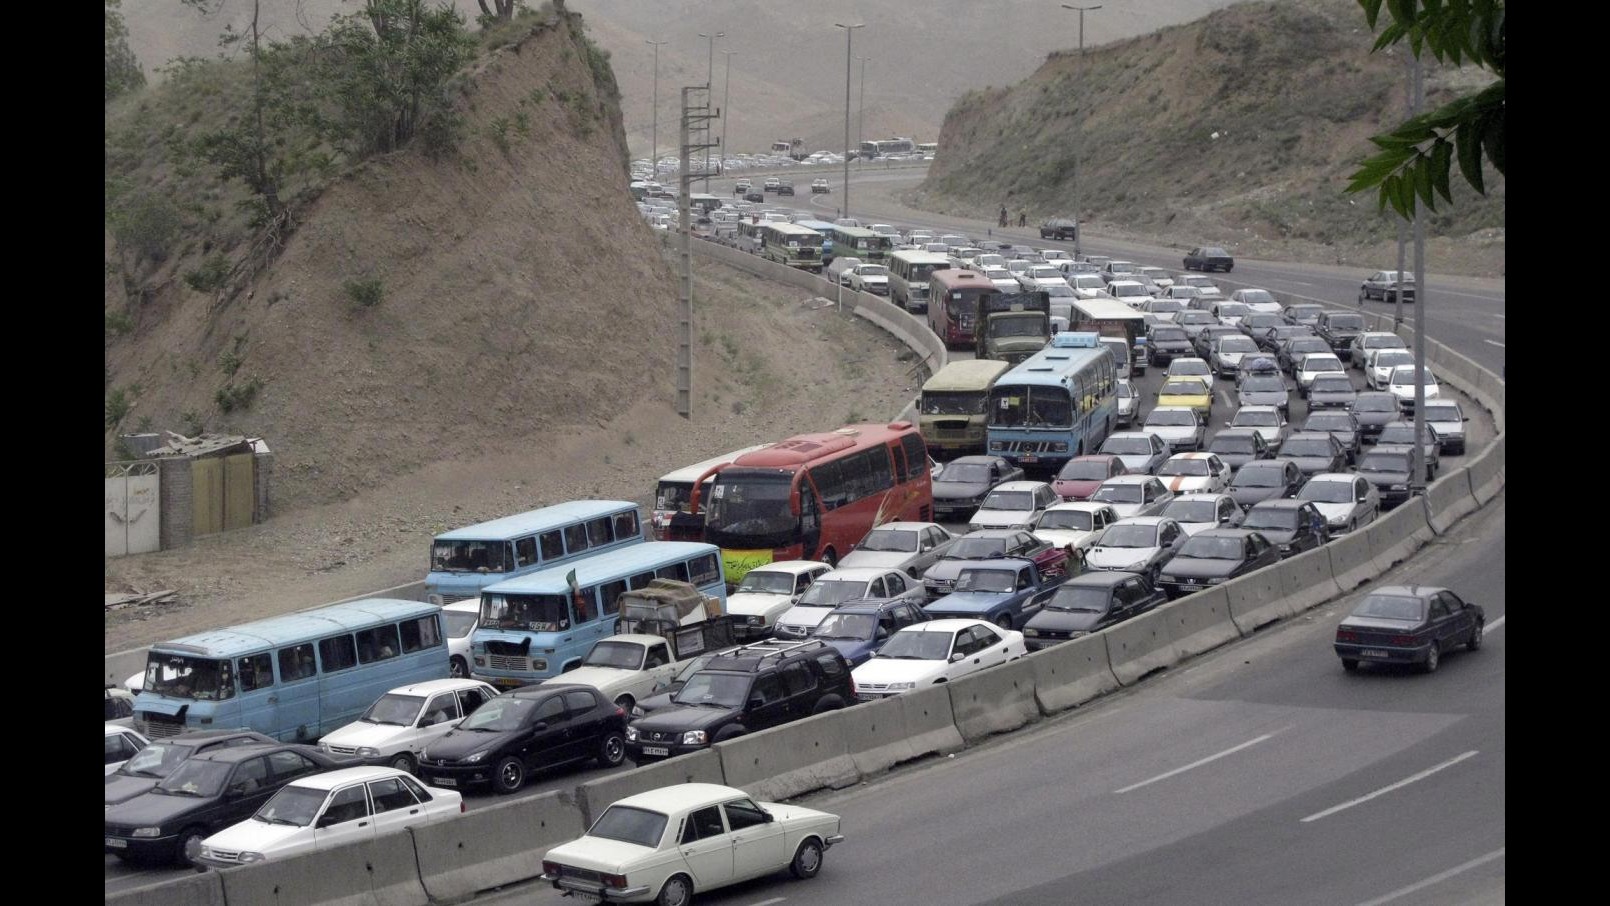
[1156, 375, 1214, 417]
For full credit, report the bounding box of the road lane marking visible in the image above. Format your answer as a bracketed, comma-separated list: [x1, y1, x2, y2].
[1354, 847, 1505, 906]
[1483, 339, 1505, 348]
[1218, 389, 1233, 407]
[1301, 750, 1478, 822]
[747, 898, 788, 906]
[1113, 733, 1276, 794]
[1484, 615, 1504, 635]
[1491, 313, 1505, 319]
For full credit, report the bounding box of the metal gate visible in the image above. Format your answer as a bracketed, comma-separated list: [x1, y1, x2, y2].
[193, 452, 255, 536]
[106, 462, 160, 557]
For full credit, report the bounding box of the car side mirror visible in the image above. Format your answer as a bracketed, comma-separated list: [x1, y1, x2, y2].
[748, 695, 766, 710]
[950, 652, 967, 663]
[531, 722, 549, 733]
[316, 813, 341, 829]
[418, 717, 435, 728]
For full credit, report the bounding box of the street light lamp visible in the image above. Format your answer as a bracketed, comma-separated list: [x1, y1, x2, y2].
[855, 55, 870, 156]
[1061, 3, 1102, 259]
[645, 39, 667, 178]
[721, 50, 738, 178]
[835, 23, 865, 222]
[698, 31, 724, 189]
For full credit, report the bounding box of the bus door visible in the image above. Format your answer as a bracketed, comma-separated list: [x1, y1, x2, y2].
[274, 642, 322, 742]
[557, 586, 612, 674]
[231, 652, 279, 739]
[798, 473, 822, 559]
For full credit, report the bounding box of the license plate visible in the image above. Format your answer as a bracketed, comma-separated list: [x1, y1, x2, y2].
[1360, 649, 1391, 659]
[493, 678, 523, 688]
[642, 746, 670, 757]
[432, 776, 457, 787]
[105, 837, 127, 849]
[1021, 454, 1039, 463]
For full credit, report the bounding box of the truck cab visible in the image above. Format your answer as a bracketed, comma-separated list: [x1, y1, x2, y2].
[975, 291, 1052, 365]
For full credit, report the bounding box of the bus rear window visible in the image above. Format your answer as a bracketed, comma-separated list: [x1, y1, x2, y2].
[399, 615, 442, 652]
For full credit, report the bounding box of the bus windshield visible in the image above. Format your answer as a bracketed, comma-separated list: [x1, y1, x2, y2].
[143, 654, 234, 702]
[990, 387, 1073, 428]
[703, 470, 797, 546]
[481, 593, 570, 632]
[922, 390, 987, 415]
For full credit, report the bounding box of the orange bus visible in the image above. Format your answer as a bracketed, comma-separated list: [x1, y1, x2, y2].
[929, 269, 1001, 349]
[690, 422, 934, 583]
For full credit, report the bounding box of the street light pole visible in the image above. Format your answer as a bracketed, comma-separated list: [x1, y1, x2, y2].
[1061, 3, 1102, 260]
[835, 23, 864, 222]
[855, 55, 869, 156]
[722, 50, 738, 177]
[698, 31, 724, 191]
[645, 39, 666, 178]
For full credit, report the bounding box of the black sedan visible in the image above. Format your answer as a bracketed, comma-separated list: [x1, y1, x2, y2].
[1334, 585, 1482, 673]
[1276, 432, 1349, 478]
[1350, 391, 1401, 441]
[931, 455, 1026, 522]
[1226, 458, 1306, 508]
[1040, 218, 1079, 240]
[1155, 529, 1281, 599]
[743, 190, 764, 203]
[416, 684, 627, 794]
[1301, 410, 1363, 464]
[1206, 427, 1273, 471]
[105, 728, 277, 809]
[1355, 445, 1418, 509]
[1306, 374, 1359, 411]
[1183, 246, 1234, 272]
[1146, 326, 1195, 366]
[1021, 572, 1167, 650]
[1237, 499, 1329, 557]
[105, 742, 344, 866]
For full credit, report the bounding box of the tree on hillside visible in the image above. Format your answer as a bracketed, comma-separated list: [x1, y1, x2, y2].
[106, 0, 146, 101]
[1345, 0, 1504, 218]
[475, 1, 520, 26]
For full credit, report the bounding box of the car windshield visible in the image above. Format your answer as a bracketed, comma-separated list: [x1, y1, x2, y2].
[119, 741, 194, 778]
[1211, 435, 1256, 454]
[460, 696, 540, 731]
[937, 462, 992, 483]
[1378, 425, 1428, 443]
[359, 693, 427, 726]
[1149, 301, 1183, 313]
[1103, 437, 1155, 455]
[877, 630, 954, 660]
[1354, 395, 1398, 412]
[1288, 305, 1321, 319]
[955, 569, 1017, 593]
[1216, 303, 1249, 318]
[1151, 327, 1188, 342]
[1242, 507, 1299, 530]
[673, 672, 750, 708]
[1311, 377, 1353, 393]
[947, 537, 1008, 559]
[1233, 410, 1279, 427]
[1163, 500, 1222, 523]
[1281, 439, 1334, 457]
[1352, 593, 1426, 621]
[1044, 585, 1113, 613]
[1092, 484, 1143, 504]
[1359, 451, 1411, 472]
[156, 759, 232, 798]
[1391, 368, 1436, 386]
[859, 529, 919, 553]
[1219, 337, 1257, 353]
[1098, 524, 1158, 548]
[813, 613, 878, 641]
[1059, 460, 1113, 481]
[1299, 481, 1355, 504]
[1146, 411, 1196, 427]
[858, 266, 888, 277]
[443, 608, 479, 639]
[797, 579, 871, 607]
[1158, 459, 1210, 477]
[1038, 509, 1095, 531]
[981, 491, 1035, 511]
[1242, 376, 1285, 393]
[1327, 315, 1365, 330]
[1303, 357, 1343, 372]
[1233, 465, 1284, 488]
[1374, 352, 1414, 369]
[589, 805, 670, 849]
[253, 785, 326, 828]
[1162, 381, 1205, 396]
[584, 640, 649, 669]
[1424, 403, 1461, 420]
[1178, 536, 1245, 560]
[1305, 414, 1352, 431]
[736, 570, 795, 594]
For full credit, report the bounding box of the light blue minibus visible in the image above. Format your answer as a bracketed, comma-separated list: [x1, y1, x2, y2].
[132, 599, 449, 743]
[470, 541, 728, 688]
[424, 500, 645, 605]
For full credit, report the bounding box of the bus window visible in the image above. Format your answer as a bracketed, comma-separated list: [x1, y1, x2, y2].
[515, 537, 537, 568]
[320, 635, 358, 673]
[238, 653, 274, 692]
[278, 643, 316, 681]
[656, 562, 691, 582]
[600, 579, 628, 616]
[613, 511, 640, 541]
[901, 434, 928, 483]
[399, 614, 442, 652]
[357, 625, 401, 663]
[564, 524, 590, 555]
[539, 530, 564, 561]
[689, 553, 721, 587]
[587, 517, 613, 547]
[629, 570, 657, 589]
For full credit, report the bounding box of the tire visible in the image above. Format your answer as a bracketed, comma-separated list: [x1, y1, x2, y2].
[614, 694, 635, 713]
[1421, 641, 1441, 674]
[713, 725, 747, 743]
[994, 614, 1013, 630]
[449, 656, 469, 679]
[656, 874, 694, 906]
[1466, 621, 1483, 652]
[790, 837, 825, 879]
[812, 698, 844, 715]
[389, 752, 417, 774]
[1341, 658, 1359, 672]
[820, 547, 838, 568]
[1358, 292, 1368, 305]
[175, 825, 208, 867]
[597, 730, 627, 767]
[493, 756, 526, 794]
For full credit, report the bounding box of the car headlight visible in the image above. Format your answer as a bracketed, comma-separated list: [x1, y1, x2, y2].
[464, 750, 490, 764]
[1390, 484, 1409, 491]
[746, 615, 764, 626]
[631, 705, 646, 718]
[238, 852, 266, 864]
[681, 730, 708, 746]
[625, 726, 639, 742]
[356, 747, 379, 758]
[132, 827, 163, 838]
[887, 682, 917, 691]
[1128, 559, 1152, 571]
[1206, 576, 1227, 584]
[1024, 628, 1040, 637]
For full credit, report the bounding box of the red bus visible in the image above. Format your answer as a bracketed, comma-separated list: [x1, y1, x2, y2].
[929, 269, 1001, 349]
[690, 422, 934, 584]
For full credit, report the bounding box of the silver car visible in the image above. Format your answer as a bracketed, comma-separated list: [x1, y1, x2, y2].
[1295, 473, 1381, 534]
[1089, 475, 1177, 520]
[1419, 400, 1469, 454]
[838, 522, 958, 579]
[1141, 406, 1206, 453]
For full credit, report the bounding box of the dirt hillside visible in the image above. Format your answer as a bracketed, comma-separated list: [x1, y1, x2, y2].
[915, 0, 1504, 276]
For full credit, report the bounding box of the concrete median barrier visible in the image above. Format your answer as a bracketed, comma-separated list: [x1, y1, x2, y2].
[1223, 563, 1291, 635]
[1465, 433, 1505, 505]
[946, 657, 1041, 743]
[575, 749, 725, 827]
[1423, 467, 1478, 535]
[715, 709, 859, 801]
[1368, 501, 1434, 574]
[894, 683, 967, 760]
[1029, 633, 1120, 715]
[105, 872, 225, 906]
[414, 790, 586, 903]
[1162, 585, 1243, 653]
[1280, 545, 1343, 613]
[217, 829, 426, 906]
[836, 694, 915, 777]
[1327, 525, 1379, 593]
[1103, 607, 1182, 686]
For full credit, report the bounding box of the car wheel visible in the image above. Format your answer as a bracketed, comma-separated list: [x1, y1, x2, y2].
[1421, 642, 1440, 674]
[791, 837, 826, 879]
[389, 752, 417, 774]
[176, 825, 208, 867]
[598, 731, 627, 767]
[1358, 291, 1368, 304]
[1466, 621, 1483, 652]
[820, 547, 838, 568]
[493, 756, 526, 794]
[1341, 658, 1359, 672]
[449, 656, 469, 679]
[614, 694, 635, 713]
[993, 614, 1013, 631]
[656, 874, 694, 906]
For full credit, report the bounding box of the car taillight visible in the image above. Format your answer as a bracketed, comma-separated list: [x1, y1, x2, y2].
[602, 873, 629, 889]
[459, 800, 467, 813]
[1336, 630, 1356, 642]
[850, 677, 858, 698]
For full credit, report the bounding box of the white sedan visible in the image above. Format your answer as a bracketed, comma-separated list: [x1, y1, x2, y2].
[197, 766, 463, 868]
[1031, 502, 1120, 552]
[105, 724, 150, 777]
[542, 783, 843, 904]
[852, 619, 1027, 699]
[318, 678, 499, 773]
[825, 256, 863, 284]
[846, 264, 891, 295]
[723, 560, 832, 638]
[1155, 452, 1231, 495]
[1296, 352, 1346, 395]
[1387, 364, 1440, 409]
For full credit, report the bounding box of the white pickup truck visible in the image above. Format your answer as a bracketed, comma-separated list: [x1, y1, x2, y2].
[545, 634, 687, 714]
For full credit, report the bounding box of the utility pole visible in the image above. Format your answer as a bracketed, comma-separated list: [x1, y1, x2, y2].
[1394, 49, 1419, 332]
[1062, 4, 1101, 259]
[722, 50, 738, 176]
[835, 23, 864, 222]
[1408, 50, 1428, 496]
[645, 39, 666, 178]
[855, 55, 869, 156]
[698, 32, 724, 192]
[678, 85, 718, 418]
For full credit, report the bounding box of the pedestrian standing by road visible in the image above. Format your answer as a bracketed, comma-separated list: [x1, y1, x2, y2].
[999, 205, 1009, 228]
[1018, 209, 1027, 228]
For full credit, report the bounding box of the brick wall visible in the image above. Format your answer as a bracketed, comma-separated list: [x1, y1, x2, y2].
[157, 457, 193, 550]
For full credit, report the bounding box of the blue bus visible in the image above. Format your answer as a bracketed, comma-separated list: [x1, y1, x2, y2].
[425, 501, 645, 605]
[986, 331, 1119, 474]
[132, 599, 448, 743]
[795, 219, 839, 263]
[470, 541, 728, 688]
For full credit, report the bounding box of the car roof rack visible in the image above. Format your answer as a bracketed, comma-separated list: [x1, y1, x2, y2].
[705, 638, 828, 672]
